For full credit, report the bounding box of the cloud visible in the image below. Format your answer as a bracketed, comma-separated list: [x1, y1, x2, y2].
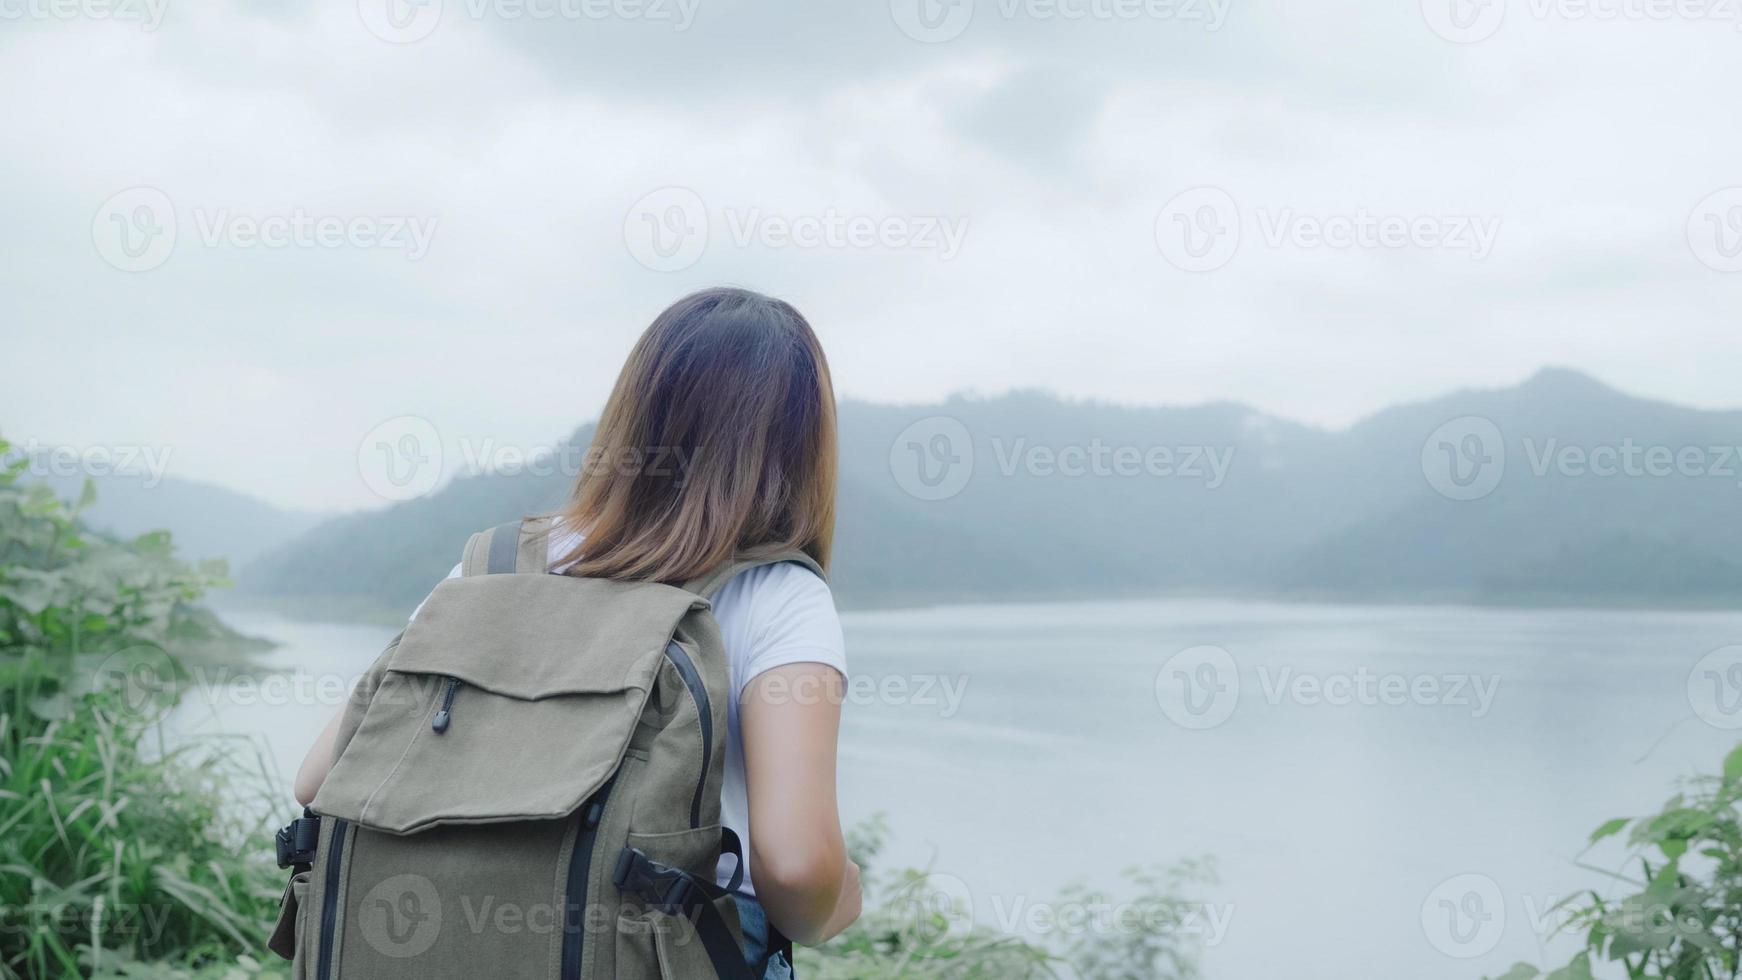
[1, 1, 1740, 510]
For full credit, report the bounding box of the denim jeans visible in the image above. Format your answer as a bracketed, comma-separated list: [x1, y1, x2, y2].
[732, 894, 794, 980]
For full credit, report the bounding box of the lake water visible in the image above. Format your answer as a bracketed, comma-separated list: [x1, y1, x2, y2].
[174, 599, 1742, 979]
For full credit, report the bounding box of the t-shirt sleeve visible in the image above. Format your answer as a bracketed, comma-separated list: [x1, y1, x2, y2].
[739, 563, 848, 684]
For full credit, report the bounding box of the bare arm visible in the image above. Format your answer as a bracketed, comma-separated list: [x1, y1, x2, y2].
[741, 662, 860, 946]
[293, 711, 343, 806]
[296, 577, 445, 806]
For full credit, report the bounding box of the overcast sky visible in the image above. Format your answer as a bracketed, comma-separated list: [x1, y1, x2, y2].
[4, 0, 1741, 511]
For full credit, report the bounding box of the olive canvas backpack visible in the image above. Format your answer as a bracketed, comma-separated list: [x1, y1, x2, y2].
[268, 517, 820, 979]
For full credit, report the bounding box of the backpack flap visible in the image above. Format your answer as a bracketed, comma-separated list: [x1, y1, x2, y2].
[312, 573, 705, 835]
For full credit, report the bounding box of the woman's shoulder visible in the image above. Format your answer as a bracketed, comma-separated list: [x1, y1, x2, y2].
[714, 557, 831, 613]
[714, 560, 845, 672]
[719, 558, 834, 614]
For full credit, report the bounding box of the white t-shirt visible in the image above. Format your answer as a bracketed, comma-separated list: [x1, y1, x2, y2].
[411, 526, 846, 896]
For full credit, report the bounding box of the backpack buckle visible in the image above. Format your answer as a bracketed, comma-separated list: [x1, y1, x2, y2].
[275, 811, 322, 870]
[613, 847, 697, 914]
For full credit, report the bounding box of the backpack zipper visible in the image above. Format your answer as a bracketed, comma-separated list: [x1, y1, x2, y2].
[660, 642, 711, 828]
[315, 818, 349, 980]
[430, 676, 460, 733]
[560, 777, 616, 980]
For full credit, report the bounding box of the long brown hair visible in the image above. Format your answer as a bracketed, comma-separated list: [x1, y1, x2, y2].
[554, 287, 836, 583]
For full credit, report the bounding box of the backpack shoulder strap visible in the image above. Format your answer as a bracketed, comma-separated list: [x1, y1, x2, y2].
[460, 516, 553, 576]
[682, 549, 825, 599]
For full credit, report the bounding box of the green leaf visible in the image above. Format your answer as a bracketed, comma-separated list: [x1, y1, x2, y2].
[1589, 818, 1629, 844]
[1724, 743, 1742, 784]
[76, 478, 97, 511]
[1485, 965, 1540, 980]
[1544, 952, 1593, 980]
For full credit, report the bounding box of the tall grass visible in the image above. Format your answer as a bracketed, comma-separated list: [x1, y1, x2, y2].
[0, 439, 283, 979]
[799, 817, 1215, 979]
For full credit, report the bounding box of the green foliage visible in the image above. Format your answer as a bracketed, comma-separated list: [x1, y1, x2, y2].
[0, 436, 283, 979]
[799, 816, 1213, 979]
[1487, 743, 1742, 980]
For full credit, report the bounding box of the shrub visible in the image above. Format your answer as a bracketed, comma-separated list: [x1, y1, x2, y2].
[0, 438, 283, 979]
[799, 816, 1213, 979]
[1487, 743, 1742, 980]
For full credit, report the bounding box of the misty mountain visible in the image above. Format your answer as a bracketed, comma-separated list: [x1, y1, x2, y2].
[26, 470, 325, 573]
[1276, 368, 1742, 603]
[233, 368, 1741, 619]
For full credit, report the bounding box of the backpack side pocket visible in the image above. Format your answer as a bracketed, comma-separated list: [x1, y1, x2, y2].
[267, 870, 310, 962]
